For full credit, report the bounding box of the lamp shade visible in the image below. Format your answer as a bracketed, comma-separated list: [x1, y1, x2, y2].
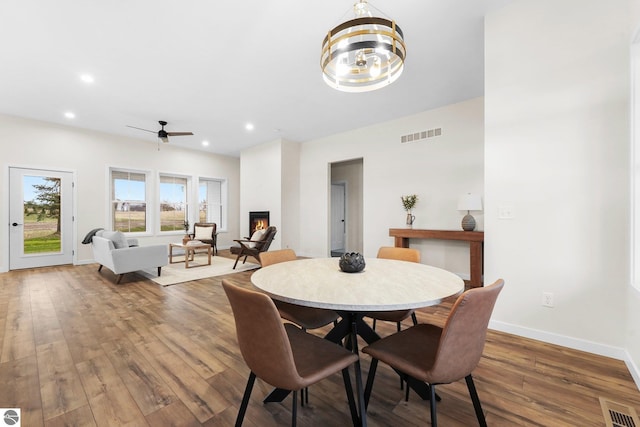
[457, 194, 483, 212]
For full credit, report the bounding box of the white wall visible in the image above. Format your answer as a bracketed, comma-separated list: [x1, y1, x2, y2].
[281, 140, 300, 251]
[627, 0, 640, 386]
[240, 138, 301, 251]
[0, 114, 240, 271]
[485, 0, 630, 358]
[297, 97, 484, 274]
[240, 139, 282, 243]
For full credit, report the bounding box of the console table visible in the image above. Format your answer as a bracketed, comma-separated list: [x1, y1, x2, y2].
[389, 228, 484, 287]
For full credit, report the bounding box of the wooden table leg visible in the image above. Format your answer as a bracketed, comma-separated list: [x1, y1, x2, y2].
[185, 247, 195, 268]
[394, 237, 409, 248]
[470, 241, 483, 287]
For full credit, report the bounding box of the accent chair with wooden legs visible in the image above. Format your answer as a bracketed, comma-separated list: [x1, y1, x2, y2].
[230, 226, 277, 269]
[362, 279, 505, 427]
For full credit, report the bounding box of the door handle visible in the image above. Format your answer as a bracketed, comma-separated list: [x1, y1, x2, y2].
[11, 222, 22, 226]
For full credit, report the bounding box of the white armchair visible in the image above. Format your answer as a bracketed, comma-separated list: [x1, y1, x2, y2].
[91, 230, 168, 284]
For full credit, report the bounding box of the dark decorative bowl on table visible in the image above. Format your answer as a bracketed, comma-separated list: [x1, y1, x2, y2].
[339, 252, 366, 273]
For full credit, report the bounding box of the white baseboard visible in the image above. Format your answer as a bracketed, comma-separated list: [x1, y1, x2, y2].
[490, 320, 640, 391]
[624, 349, 640, 391]
[489, 320, 627, 359]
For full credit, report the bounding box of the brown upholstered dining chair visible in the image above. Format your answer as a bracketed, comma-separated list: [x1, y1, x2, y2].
[362, 279, 504, 427]
[230, 226, 277, 269]
[260, 249, 340, 331]
[259, 249, 341, 406]
[364, 246, 421, 332]
[190, 222, 217, 254]
[222, 280, 365, 427]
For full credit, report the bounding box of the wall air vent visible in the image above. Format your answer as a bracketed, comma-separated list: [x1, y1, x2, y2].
[600, 397, 640, 427]
[400, 127, 442, 143]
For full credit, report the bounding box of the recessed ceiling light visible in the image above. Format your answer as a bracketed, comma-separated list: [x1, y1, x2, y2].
[202, 140, 210, 146]
[64, 111, 76, 119]
[245, 123, 254, 131]
[80, 74, 94, 84]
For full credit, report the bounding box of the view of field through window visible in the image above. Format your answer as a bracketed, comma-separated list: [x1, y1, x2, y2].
[112, 171, 147, 232]
[23, 175, 62, 254]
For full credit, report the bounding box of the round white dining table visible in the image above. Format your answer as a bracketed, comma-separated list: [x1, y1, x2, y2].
[251, 257, 464, 312]
[251, 257, 465, 412]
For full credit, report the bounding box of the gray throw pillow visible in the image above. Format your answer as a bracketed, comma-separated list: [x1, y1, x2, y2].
[101, 230, 129, 249]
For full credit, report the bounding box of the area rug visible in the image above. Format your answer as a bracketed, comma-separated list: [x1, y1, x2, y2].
[138, 255, 260, 286]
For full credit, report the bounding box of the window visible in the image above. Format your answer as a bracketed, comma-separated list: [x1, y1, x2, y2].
[199, 178, 227, 230]
[111, 169, 148, 233]
[159, 174, 189, 232]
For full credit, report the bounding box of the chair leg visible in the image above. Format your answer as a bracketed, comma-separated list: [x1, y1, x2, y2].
[236, 372, 256, 427]
[364, 358, 378, 409]
[157, 266, 162, 277]
[404, 375, 410, 401]
[411, 312, 418, 325]
[465, 374, 487, 427]
[396, 321, 402, 391]
[116, 274, 124, 284]
[98, 265, 103, 272]
[233, 254, 242, 269]
[242, 255, 248, 264]
[429, 384, 437, 427]
[372, 318, 377, 330]
[292, 390, 298, 427]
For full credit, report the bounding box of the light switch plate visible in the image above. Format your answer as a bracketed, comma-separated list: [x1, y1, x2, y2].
[498, 204, 515, 219]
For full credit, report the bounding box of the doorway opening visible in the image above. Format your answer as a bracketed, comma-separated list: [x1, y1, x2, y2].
[330, 159, 363, 257]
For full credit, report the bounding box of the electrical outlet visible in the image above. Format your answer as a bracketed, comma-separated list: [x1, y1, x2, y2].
[542, 292, 554, 308]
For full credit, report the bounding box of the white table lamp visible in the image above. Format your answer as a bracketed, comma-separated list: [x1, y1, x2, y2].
[457, 194, 483, 231]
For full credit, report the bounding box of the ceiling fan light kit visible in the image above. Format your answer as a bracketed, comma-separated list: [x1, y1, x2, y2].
[127, 120, 193, 143]
[321, 0, 406, 93]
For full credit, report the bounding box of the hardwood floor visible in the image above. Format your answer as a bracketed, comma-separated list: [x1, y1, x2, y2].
[1, 251, 639, 426]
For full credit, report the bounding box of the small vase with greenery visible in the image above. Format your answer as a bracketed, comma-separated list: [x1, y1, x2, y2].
[182, 220, 191, 244]
[401, 195, 418, 227]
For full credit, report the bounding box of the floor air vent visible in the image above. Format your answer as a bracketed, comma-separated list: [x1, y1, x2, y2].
[400, 127, 442, 143]
[600, 397, 640, 427]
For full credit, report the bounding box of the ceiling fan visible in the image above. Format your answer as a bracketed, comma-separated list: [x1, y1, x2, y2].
[127, 120, 193, 143]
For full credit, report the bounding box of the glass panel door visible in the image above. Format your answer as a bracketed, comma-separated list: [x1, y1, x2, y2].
[9, 168, 73, 269]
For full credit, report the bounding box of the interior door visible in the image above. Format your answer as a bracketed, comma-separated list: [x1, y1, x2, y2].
[331, 183, 346, 255]
[9, 167, 74, 269]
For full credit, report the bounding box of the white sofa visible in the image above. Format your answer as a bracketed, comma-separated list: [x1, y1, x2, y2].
[91, 230, 168, 283]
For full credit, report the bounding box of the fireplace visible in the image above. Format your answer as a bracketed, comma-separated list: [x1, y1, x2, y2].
[249, 211, 270, 235]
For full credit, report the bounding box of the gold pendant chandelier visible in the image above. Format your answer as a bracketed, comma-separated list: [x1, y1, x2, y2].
[321, 0, 406, 92]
